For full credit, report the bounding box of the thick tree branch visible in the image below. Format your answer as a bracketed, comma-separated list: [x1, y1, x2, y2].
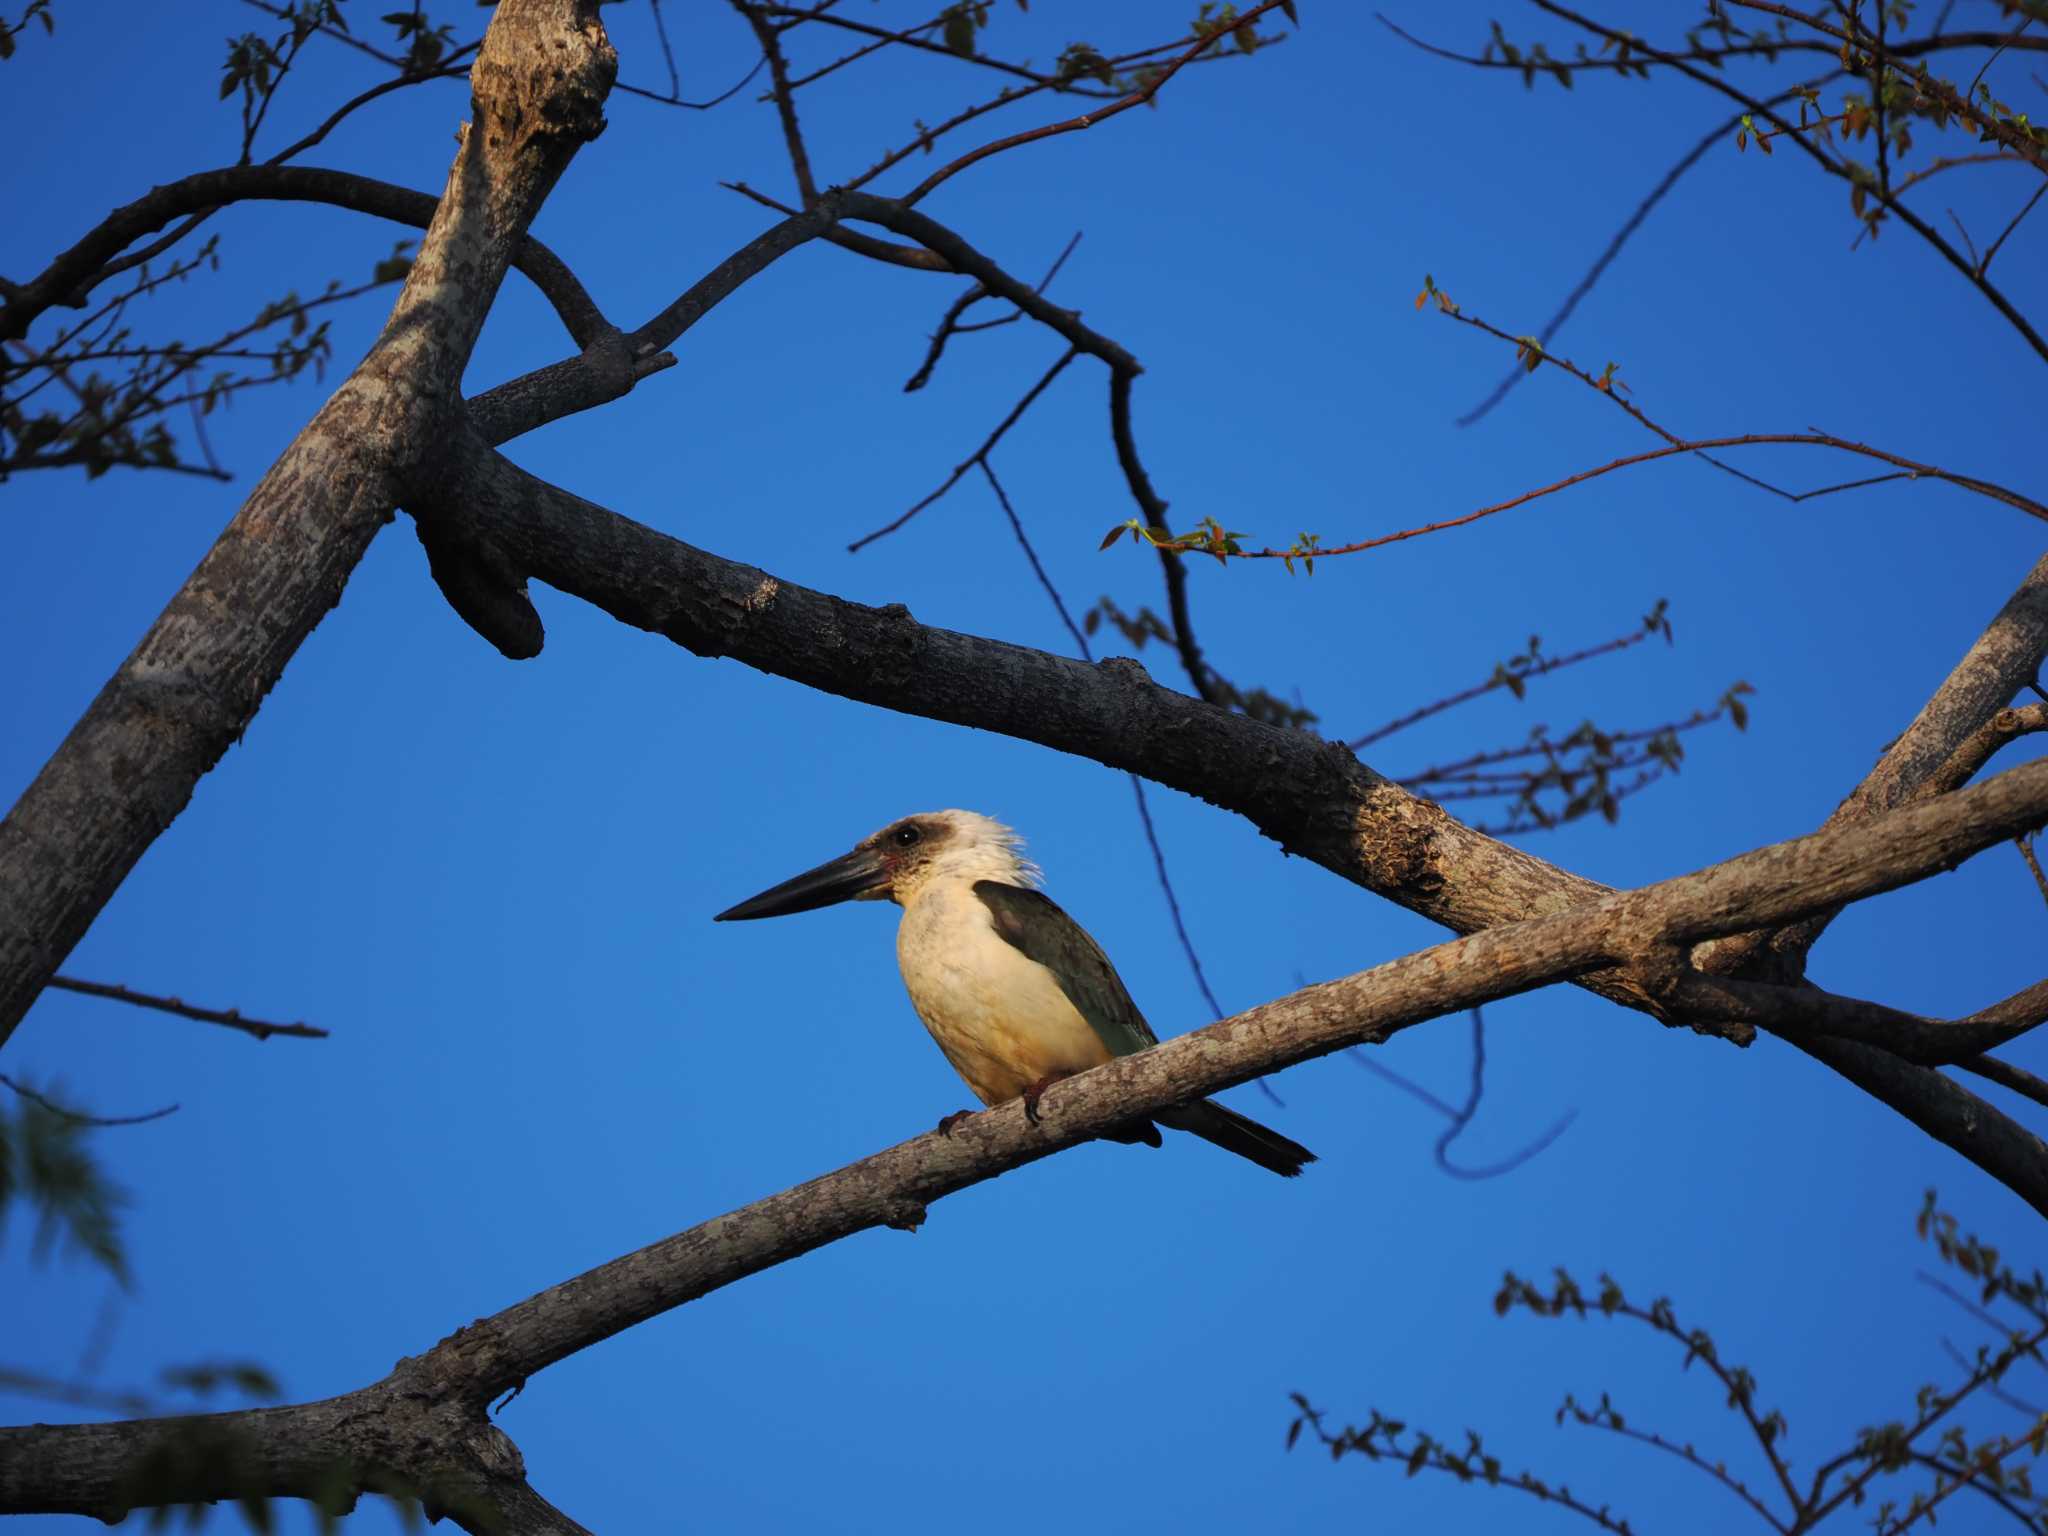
[409, 440, 2048, 1203]
[1664, 973, 2048, 1064]
[464, 196, 848, 447]
[6, 755, 2047, 1525]
[0, 0, 619, 1047]
[1701, 552, 2048, 979]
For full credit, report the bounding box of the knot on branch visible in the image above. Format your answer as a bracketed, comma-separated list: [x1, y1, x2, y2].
[470, 0, 619, 152]
[1636, 944, 1758, 1046]
[880, 1198, 927, 1233]
[414, 517, 545, 661]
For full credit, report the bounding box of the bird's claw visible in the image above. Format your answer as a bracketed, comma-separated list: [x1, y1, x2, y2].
[936, 1109, 975, 1137]
[1021, 1072, 1070, 1126]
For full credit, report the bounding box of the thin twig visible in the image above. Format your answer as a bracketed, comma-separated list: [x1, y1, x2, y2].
[2019, 835, 2048, 912]
[896, 0, 1295, 208]
[0, 1074, 177, 1127]
[848, 346, 1078, 550]
[981, 458, 1284, 1108]
[47, 976, 327, 1041]
[1350, 626, 1655, 750]
[1981, 181, 2048, 276]
[1434, 1008, 1577, 1179]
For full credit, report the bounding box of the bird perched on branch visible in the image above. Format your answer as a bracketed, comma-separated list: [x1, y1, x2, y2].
[715, 809, 1315, 1177]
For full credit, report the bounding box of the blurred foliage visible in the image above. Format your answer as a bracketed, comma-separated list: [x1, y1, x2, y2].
[0, 1080, 131, 1286]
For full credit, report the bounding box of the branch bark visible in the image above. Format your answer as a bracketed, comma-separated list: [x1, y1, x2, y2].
[5, 754, 2045, 1525]
[0, 0, 618, 1046]
[1700, 552, 2048, 979]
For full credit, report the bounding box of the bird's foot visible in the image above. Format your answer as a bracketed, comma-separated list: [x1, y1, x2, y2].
[936, 1109, 976, 1137]
[1021, 1071, 1075, 1126]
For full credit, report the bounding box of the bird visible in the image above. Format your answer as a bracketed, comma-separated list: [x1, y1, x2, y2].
[714, 809, 1315, 1177]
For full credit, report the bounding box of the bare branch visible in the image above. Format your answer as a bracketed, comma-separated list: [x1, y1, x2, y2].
[847, 346, 1078, 551]
[1663, 973, 2048, 1065]
[1350, 613, 1664, 750]
[0, 0, 620, 1047]
[1116, 429, 2047, 567]
[1530, 0, 2048, 365]
[0, 1074, 177, 1127]
[895, 0, 1297, 207]
[46, 976, 326, 1042]
[9, 753, 2048, 1522]
[0, 165, 609, 350]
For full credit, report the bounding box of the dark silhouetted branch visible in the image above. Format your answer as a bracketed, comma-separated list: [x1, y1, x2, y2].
[47, 977, 327, 1042]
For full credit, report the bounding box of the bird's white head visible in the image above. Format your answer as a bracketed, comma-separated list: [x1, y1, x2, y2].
[713, 809, 1040, 922]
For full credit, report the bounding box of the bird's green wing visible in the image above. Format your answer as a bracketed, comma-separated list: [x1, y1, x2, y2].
[973, 881, 1160, 1057]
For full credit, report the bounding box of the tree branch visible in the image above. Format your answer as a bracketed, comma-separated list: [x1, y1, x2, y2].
[0, 165, 608, 350]
[1663, 973, 2048, 1065]
[46, 976, 326, 1041]
[8, 753, 2048, 1523]
[0, 0, 620, 1047]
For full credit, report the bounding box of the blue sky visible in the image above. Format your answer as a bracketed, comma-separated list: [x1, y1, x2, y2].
[4, 2, 2046, 1530]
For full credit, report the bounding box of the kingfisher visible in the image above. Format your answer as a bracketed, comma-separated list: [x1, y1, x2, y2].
[714, 810, 1315, 1177]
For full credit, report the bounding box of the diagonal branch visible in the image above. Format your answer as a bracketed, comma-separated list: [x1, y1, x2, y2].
[1530, 0, 2048, 365]
[7, 751, 2048, 1524]
[0, 0, 620, 1048]
[46, 976, 326, 1042]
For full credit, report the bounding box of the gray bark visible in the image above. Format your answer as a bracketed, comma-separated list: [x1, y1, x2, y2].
[0, 0, 616, 1044]
[5, 752, 2044, 1526]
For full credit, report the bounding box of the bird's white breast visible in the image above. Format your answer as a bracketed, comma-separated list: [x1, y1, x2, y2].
[895, 880, 1113, 1106]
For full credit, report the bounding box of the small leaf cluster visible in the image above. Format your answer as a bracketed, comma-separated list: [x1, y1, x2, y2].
[3, 243, 412, 482]
[219, 2, 344, 105]
[1288, 1391, 1635, 1534]
[1399, 670, 1751, 836]
[0, 0, 53, 62]
[1413, 272, 1459, 314]
[940, 2, 992, 61]
[1479, 7, 1793, 91]
[1098, 513, 1246, 564]
[378, 4, 459, 75]
[1191, 3, 1276, 59]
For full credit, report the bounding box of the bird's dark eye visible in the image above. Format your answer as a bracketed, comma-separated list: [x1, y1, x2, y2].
[893, 824, 922, 847]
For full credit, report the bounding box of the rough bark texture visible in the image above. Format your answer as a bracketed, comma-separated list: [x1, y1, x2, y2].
[2, 13, 2044, 1526]
[1700, 551, 2048, 978]
[5, 754, 2045, 1526]
[0, 0, 616, 1045]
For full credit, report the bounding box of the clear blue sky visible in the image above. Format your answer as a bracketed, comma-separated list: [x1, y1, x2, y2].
[4, 3, 2045, 1531]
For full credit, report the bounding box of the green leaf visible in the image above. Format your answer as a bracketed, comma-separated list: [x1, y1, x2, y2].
[942, 5, 977, 57]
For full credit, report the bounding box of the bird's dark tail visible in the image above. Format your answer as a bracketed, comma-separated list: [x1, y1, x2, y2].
[1158, 1099, 1317, 1178]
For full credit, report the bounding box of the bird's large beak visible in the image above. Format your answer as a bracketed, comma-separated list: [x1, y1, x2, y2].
[713, 844, 889, 921]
